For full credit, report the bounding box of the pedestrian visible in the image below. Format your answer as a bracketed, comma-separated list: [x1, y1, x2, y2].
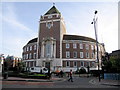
[68, 69, 73, 82]
[59, 70, 64, 78]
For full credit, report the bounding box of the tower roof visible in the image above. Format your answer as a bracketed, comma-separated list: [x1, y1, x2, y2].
[45, 6, 60, 15]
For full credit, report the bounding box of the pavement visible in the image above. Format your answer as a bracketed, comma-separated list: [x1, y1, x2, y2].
[1, 75, 120, 87]
[89, 77, 120, 87]
[1, 76, 66, 82]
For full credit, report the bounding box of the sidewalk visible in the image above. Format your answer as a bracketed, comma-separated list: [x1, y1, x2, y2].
[90, 77, 120, 86]
[2, 76, 65, 82]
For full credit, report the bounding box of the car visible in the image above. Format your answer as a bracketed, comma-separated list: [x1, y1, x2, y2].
[29, 67, 48, 74]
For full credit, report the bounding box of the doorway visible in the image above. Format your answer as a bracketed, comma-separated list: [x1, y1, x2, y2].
[45, 62, 50, 69]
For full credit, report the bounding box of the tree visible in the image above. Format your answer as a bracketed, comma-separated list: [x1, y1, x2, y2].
[103, 56, 120, 73]
[17, 62, 25, 73]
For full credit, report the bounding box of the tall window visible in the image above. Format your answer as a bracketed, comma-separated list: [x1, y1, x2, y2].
[34, 45, 37, 50]
[91, 62, 95, 67]
[80, 43, 83, 49]
[26, 54, 28, 59]
[86, 62, 89, 67]
[46, 43, 51, 57]
[66, 61, 70, 67]
[30, 46, 32, 51]
[80, 52, 84, 58]
[66, 51, 70, 58]
[73, 51, 77, 58]
[73, 43, 77, 49]
[23, 54, 26, 60]
[86, 52, 89, 58]
[74, 61, 77, 67]
[81, 61, 84, 66]
[27, 47, 29, 51]
[86, 44, 89, 50]
[91, 52, 94, 58]
[33, 53, 36, 59]
[24, 48, 26, 52]
[66, 43, 70, 48]
[29, 53, 32, 59]
[91, 45, 94, 50]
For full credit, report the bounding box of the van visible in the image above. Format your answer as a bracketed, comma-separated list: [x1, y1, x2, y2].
[29, 67, 48, 74]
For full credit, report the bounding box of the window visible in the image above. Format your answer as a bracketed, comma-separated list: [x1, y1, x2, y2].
[80, 43, 83, 49]
[73, 43, 77, 49]
[91, 53, 94, 58]
[48, 15, 52, 19]
[66, 43, 70, 48]
[86, 52, 89, 58]
[24, 54, 26, 59]
[86, 62, 90, 67]
[91, 45, 94, 50]
[81, 61, 84, 66]
[29, 53, 32, 59]
[26, 54, 28, 59]
[34, 45, 37, 50]
[30, 46, 32, 51]
[73, 51, 77, 58]
[91, 62, 95, 67]
[74, 61, 77, 67]
[24, 48, 26, 52]
[86, 44, 89, 50]
[46, 43, 51, 57]
[27, 47, 29, 51]
[33, 53, 36, 59]
[24, 55, 26, 60]
[80, 52, 84, 58]
[66, 51, 70, 58]
[66, 61, 70, 67]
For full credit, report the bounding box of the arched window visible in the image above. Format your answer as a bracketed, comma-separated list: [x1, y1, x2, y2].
[45, 43, 51, 57]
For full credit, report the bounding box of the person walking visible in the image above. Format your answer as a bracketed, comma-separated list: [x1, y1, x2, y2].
[68, 69, 73, 82]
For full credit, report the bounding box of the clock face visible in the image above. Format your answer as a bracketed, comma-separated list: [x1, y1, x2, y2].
[47, 22, 52, 29]
[47, 23, 51, 29]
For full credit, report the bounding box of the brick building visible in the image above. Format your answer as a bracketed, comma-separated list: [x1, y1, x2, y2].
[22, 5, 105, 72]
[5, 56, 22, 68]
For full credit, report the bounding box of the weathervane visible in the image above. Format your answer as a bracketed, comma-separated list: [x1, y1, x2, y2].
[53, 2, 55, 6]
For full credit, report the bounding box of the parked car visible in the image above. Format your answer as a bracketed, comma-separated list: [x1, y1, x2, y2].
[29, 67, 48, 74]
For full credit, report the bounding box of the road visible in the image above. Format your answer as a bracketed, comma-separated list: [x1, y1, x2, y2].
[1, 76, 119, 88]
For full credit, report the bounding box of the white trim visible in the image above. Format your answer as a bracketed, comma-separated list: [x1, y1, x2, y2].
[43, 13, 60, 17]
[60, 18, 62, 59]
[23, 59, 36, 62]
[62, 40, 96, 44]
[62, 58, 96, 61]
[40, 19, 60, 23]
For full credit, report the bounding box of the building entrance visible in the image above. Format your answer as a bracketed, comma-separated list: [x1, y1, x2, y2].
[45, 62, 50, 69]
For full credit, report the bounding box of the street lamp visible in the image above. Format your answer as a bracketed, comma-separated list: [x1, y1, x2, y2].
[91, 10, 101, 82]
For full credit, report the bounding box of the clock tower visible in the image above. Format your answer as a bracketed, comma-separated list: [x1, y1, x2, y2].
[37, 5, 66, 70]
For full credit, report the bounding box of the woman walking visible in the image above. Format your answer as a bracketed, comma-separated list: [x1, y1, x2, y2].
[68, 69, 73, 82]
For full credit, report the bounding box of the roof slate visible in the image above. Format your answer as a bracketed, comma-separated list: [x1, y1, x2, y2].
[63, 34, 96, 42]
[45, 6, 60, 15]
[27, 38, 38, 44]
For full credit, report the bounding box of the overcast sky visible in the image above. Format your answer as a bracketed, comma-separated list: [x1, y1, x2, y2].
[0, 1, 118, 57]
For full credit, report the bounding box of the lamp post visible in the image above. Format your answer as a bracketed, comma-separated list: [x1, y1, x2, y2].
[91, 10, 101, 82]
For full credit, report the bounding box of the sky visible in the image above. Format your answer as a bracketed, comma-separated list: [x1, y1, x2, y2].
[0, 1, 118, 57]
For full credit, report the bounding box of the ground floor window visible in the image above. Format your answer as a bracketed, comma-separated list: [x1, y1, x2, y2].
[74, 61, 77, 67]
[80, 61, 84, 67]
[66, 61, 70, 67]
